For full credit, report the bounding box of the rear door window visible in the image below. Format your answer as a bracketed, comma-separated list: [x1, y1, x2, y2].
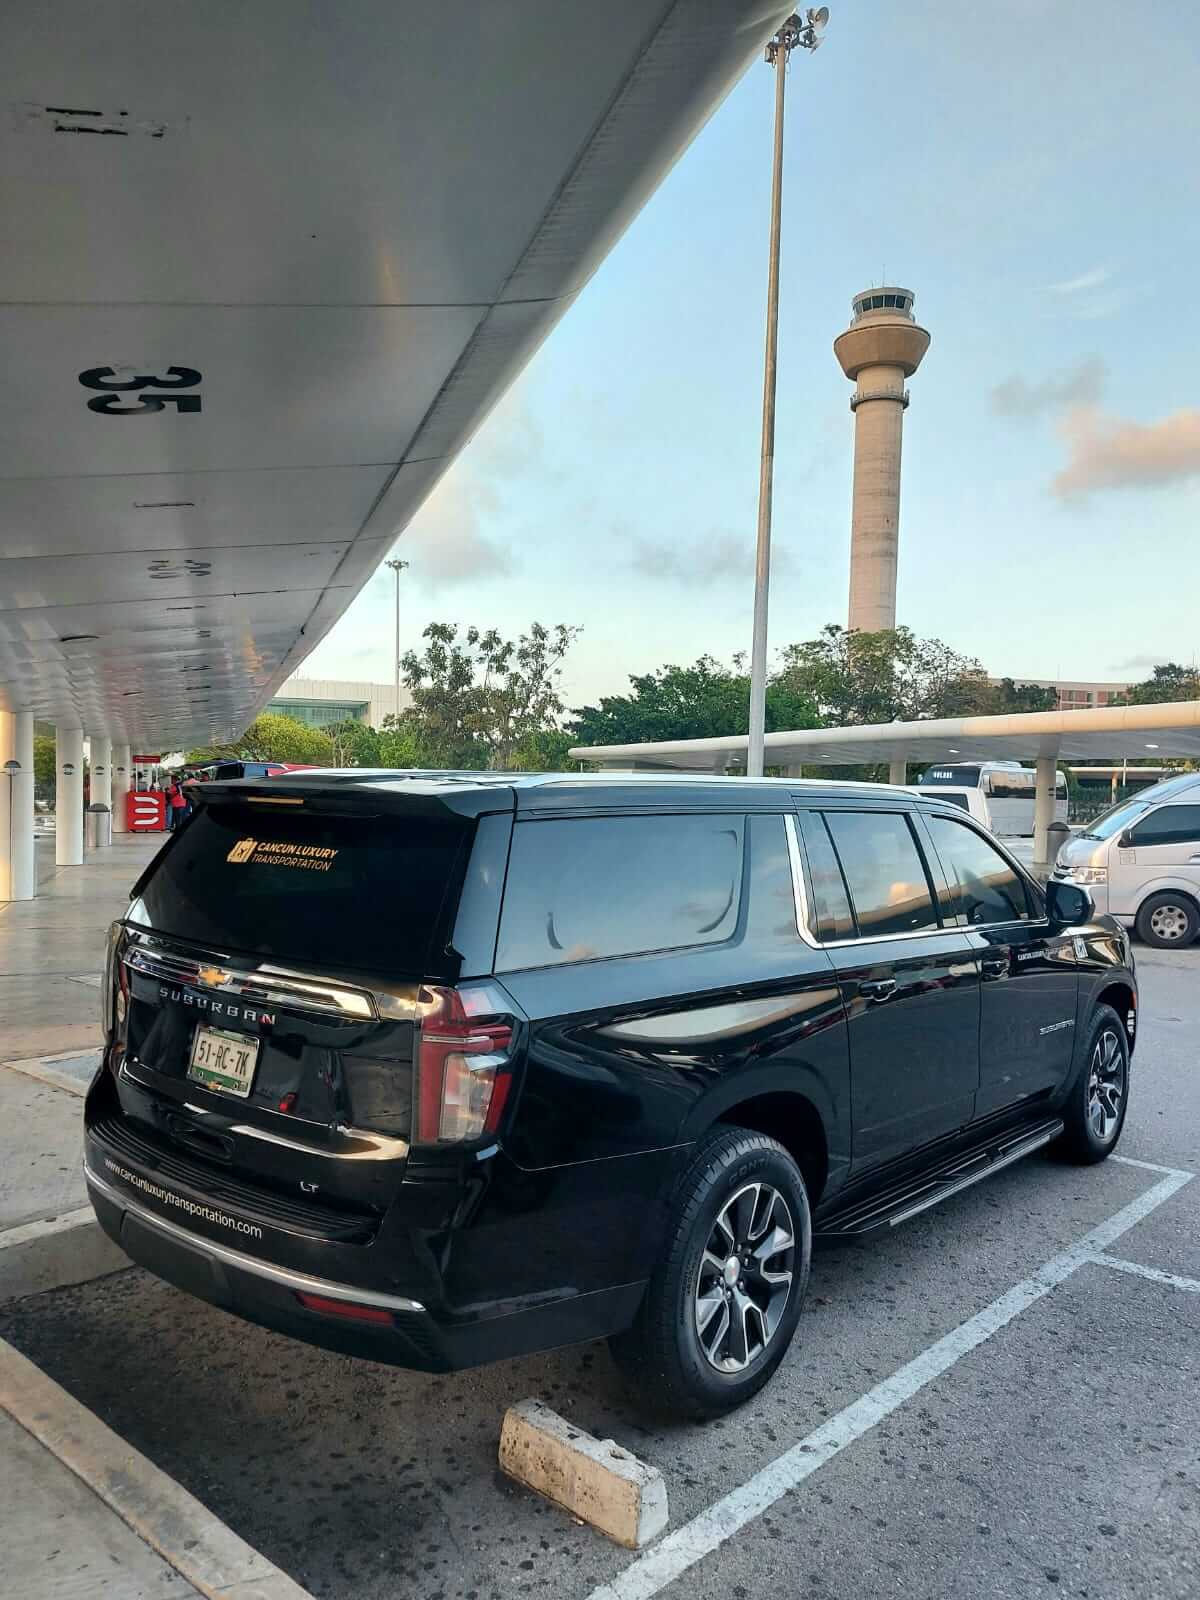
[796, 811, 855, 942]
[823, 810, 939, 938]
[128, 804, 470, 975]
[497, 813, 743, 970]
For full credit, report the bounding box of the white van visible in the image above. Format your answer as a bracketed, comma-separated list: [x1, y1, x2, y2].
[915, 762, 1068, 837]
[1054, 771, 1200, 947]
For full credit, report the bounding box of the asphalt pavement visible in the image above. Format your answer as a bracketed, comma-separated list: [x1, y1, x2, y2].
[3, 945, 1198, 1600]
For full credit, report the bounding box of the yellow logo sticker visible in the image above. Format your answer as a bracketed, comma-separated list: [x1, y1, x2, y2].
[226, 838, 258, 864]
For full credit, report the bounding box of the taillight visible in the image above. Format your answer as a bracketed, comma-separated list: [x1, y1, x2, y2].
[294, 1292, 394, 1326]
[416, 984, 515, 1144]
[101, 921, 126, 1039]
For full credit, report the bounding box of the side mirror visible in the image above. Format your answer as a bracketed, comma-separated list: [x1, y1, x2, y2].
[1117, 830, 1135, 849]
[1046, 878, 1094, 929]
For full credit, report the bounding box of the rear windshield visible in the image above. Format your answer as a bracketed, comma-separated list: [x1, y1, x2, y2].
[127, 803, 470, 975]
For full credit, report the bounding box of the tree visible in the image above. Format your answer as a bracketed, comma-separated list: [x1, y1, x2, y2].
[1117, 663, 1200, 705]
[774, 626, 993, 726]
[399, 620, 581, 770]
[33, 733, 56, 801]
[987, 677, 1059, 714]
[321, 718, 380, 768]
[188, 713, 334, 767]
[569, 656, 821, 748]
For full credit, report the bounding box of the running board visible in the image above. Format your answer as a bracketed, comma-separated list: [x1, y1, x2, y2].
[813, 1117, 1064, 1241]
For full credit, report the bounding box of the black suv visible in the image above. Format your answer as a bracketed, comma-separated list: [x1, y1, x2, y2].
[86, 773, 1136, 1417]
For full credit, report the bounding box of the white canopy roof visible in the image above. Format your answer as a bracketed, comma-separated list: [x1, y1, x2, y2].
[569, 700, 1200, 770]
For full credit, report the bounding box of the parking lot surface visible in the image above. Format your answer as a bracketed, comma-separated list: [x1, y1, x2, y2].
[3, 947, 1198, 1600]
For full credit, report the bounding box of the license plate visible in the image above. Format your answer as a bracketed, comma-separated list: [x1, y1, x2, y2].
[187, 1025, 261, 1100]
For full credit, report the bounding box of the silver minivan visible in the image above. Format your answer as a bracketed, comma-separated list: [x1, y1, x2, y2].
[1054, 771, 1200, 947]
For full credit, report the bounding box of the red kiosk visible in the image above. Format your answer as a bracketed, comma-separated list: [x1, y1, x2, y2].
[127, 754, 168, 831]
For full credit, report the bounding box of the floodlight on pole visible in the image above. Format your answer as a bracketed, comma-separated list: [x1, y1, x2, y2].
[746, 8, 826, 779]
[385, 558, 409, 725]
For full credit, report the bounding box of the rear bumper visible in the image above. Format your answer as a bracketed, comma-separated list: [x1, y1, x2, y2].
[84, 1156, 645, 1372]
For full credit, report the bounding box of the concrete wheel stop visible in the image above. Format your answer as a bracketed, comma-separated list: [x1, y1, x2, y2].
[499, 1397, 668, 1549]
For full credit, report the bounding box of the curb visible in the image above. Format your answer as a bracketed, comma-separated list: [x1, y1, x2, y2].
[3, 1050, 98, 1097]
[0, 1336, 317, 1600]
[0, 1207, 130, 1303]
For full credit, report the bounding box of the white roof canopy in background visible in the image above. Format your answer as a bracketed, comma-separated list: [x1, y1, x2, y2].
[0, 0, 787, 750]
[569, 700, 1200, 770]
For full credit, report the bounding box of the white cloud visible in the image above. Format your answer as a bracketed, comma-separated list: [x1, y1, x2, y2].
[1053, 405, 1200, 497]
[1044, 266, 1111, 295]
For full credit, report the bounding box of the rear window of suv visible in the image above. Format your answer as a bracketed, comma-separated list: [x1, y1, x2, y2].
[127, 804, 470, 975]
[496, 812, 743, 970]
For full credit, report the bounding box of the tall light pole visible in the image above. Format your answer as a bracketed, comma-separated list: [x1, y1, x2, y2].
[747, 8, 827, 778]
[385, 558, 409, 724]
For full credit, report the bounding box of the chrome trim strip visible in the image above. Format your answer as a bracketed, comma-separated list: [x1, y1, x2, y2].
[84, 1161, 426, 1314]
[887, 1124, 1061, 1228]
[783, 813, 821, 949]
[124, 945, 377, 1020]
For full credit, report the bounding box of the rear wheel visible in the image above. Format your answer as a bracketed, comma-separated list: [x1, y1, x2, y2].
[1056, 1004, 1129, 1164]
[1135, 892, 1199, 948]
[609, 1127, 811, 1419]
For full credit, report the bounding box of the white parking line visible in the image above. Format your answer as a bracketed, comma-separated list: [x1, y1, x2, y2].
[1089, 1252, 1200, 1293]
[588, 1162, 1194, 1600]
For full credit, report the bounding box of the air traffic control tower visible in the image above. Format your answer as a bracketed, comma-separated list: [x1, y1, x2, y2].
[834, 288, 930, 632]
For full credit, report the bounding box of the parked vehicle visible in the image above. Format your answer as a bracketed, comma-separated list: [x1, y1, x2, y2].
[1054, 770, 1200, 947]
[917, 761, 1068, 836]
[86, 773, 1136, 1417]
[900, 783, 991, 828]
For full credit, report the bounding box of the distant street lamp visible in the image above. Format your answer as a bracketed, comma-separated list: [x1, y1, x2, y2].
[747, 8, 827, 778]
[385, 558, 409, 725]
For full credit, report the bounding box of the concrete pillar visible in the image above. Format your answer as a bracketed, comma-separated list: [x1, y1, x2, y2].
[91, 736, 112, 845]
[888, 758, 907, 785]
[0, 712, 36, 901]
[112, 744, 132, 833]
[1033, 754, 1058, 880]
[55, 726, 85, 867]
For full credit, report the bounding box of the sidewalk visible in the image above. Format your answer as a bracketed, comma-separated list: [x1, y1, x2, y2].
[1, 833, 314, 1600]
[0, 832, 161, 1062]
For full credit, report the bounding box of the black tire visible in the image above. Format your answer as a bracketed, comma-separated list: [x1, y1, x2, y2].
[609, 1126, 811, 1419]
[1055, 1004, 1130, 1164]
[1135, 892, 1199, 949]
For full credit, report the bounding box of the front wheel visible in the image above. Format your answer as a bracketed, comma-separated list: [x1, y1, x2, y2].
[1056, 1004, 1130, 1164]
[609, 1127, 811, 1419]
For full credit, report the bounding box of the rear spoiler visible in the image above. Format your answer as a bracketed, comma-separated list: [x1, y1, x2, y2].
[189, 774, 517, 821]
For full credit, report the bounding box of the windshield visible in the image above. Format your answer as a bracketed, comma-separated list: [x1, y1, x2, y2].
[1079, 798, 1150, 841]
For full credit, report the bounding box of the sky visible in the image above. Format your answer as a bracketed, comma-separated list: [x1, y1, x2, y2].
[301, 0, 1200, 713]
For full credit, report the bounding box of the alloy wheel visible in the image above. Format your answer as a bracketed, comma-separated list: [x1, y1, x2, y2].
[694, 1182, 795, 1373]
[1087, 1029, 1126, 1144]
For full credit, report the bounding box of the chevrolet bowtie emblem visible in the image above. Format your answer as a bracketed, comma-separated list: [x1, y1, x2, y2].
[198, 966, 232, 988]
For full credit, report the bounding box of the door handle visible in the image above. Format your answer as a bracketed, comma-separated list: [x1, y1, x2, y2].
[859, 978, 897, 1002]
[981, 957, 1009, 980]
[1188, 855, 1200, 863]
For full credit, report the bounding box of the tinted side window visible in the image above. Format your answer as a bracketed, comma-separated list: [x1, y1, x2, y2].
[925, 816, 1030, 926]
[797, 811, 854, 942]
[1130, 804, 1200, 846]
[497, 813, 743, 970]
[824, 811, 939, 937]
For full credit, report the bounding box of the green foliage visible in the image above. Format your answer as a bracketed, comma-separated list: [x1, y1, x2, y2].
[774, 625, 994, 726]
[987, 677, 1059, 713]
[33, 733, 56, 799]
[188, 713, 334, 767]
[320, 719, 380, 768]
[568, 656, 821, 748]
[397, 620, 581, 770]
[1117, 663, 1200, 705]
